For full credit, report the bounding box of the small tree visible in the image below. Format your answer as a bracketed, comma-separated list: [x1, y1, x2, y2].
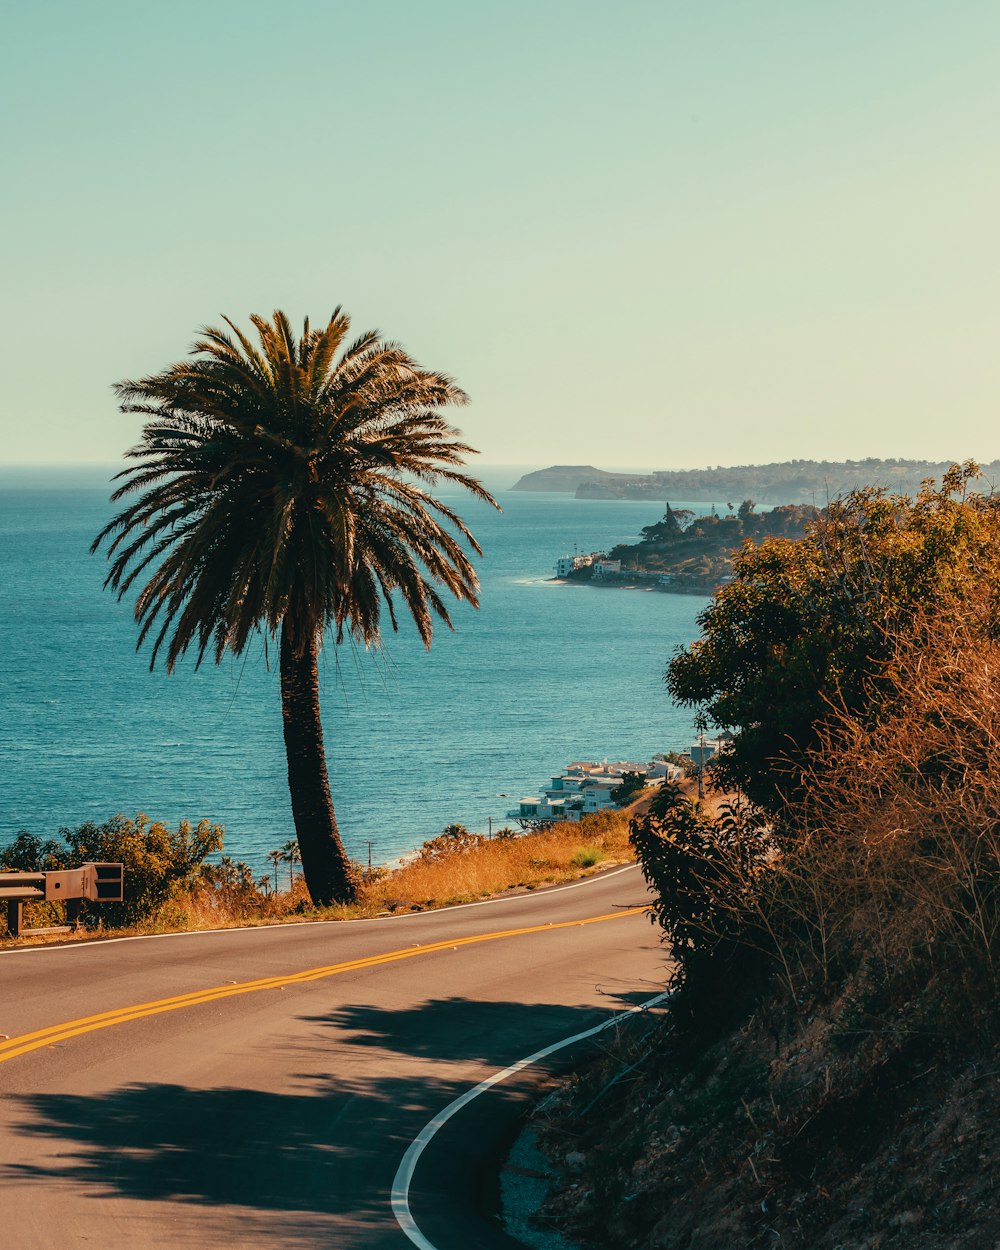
[611, 772, 647, 805]
[64, 813, 223, 925]
[640, 503, 694, 544]
[630, 785, 772, 1028]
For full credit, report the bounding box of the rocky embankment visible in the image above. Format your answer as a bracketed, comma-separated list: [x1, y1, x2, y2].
[513, 975, 998, 1249]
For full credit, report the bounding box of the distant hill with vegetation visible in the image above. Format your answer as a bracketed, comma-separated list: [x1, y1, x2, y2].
[514, 459, 1000, 504]
[510, 464, 640, 493]
[567, 501, 820, 593]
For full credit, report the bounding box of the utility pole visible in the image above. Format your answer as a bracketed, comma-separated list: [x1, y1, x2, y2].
[698, 730, 706, 801]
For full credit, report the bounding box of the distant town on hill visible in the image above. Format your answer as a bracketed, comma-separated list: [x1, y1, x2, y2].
[513, 459, 1000, 504]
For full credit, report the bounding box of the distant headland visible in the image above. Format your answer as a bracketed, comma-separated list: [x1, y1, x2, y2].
[513, 459, 1000, 504]
[556, 500, 820, 595]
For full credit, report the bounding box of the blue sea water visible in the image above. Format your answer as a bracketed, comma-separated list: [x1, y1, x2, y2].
[0, 466, 711, 872]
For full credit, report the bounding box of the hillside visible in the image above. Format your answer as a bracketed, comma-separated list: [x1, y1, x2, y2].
[532, 990, 997, 1249]
[565, 502, 819, 593]
[514, 459, 1000, 504]
[526, 473, 1000, 1249]
[510, 465, 642, 492]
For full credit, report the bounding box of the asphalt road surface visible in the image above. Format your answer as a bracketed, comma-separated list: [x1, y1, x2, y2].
[0, 864, 669, 1249]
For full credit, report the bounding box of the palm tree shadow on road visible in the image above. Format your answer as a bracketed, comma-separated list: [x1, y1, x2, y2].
[0, 994, 663, 1226]
[298, 985, 664, 1063]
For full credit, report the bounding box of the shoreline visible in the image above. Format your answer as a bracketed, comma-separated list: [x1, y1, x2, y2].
[548, 576, 717, 597]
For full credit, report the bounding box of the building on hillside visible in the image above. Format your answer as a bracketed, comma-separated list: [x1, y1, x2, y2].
[555, 552, 596, 578]
[508, 758, 682, 824]
[592, 558, 622, 579]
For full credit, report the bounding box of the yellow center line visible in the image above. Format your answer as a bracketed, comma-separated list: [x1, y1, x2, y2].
[0, 906, 650, 1064]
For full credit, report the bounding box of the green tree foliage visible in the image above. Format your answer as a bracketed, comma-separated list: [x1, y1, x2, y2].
[640, 503, 693, 542]
[641, 587, 1000, 1046]
[1, 814, 223, 926]
[629, 785, 771, 1028]
[610, 771, 647, 805]
[666, 463, 998, 808]
[92, 310, 497, 906]
[0, 832, 65, 871]
[64, 814, 223, 923]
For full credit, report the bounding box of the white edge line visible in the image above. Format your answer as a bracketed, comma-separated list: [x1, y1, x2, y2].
[390, 989, 672, 1250]
[0, 863, 642, 957]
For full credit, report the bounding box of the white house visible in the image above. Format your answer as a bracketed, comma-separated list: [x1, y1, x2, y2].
[555, 553, 597, 578]
[508, 757, 679, 824]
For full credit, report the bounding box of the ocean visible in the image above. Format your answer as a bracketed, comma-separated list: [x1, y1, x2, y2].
[0, 466, 711, 873]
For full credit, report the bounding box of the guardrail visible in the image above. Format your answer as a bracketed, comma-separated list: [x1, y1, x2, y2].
[0, 864, 124, 938]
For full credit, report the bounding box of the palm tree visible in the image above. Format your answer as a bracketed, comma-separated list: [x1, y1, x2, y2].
[281, 839, 301, 891]
[93, 309, 497, 905]
[267, 848, 284, 895]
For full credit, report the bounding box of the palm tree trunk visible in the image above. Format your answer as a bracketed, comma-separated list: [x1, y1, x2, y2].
[279, 622, 358, 905]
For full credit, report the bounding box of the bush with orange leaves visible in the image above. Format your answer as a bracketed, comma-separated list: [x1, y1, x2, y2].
[636, 588, 1000, 1043]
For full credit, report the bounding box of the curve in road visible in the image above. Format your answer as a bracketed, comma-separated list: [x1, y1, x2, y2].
[0, 863, 669, 1249]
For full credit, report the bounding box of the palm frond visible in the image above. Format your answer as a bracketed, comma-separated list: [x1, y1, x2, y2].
[94, 309, 498, 669]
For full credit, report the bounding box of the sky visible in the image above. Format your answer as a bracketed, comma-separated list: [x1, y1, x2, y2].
[3, 1, 999, 470]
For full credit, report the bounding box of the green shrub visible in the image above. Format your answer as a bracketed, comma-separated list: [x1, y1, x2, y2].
[1, 814, 224, 928]
[64, 813, 224, 924]
[0, 831, 65, 871]
[610, 772, 646, 805]
[571, 847, 605, 868]
[630, 784, 772, 1032]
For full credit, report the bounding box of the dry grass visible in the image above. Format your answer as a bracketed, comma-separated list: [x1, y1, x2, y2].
[1, 809, 636, 946]
[774, 599, 1000, 1005]
[363, 808, 633, 913]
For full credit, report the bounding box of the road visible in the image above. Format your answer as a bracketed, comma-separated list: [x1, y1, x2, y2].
[0, 865, 668, 1249]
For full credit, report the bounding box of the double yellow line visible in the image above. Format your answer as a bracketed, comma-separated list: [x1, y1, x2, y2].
[0, 907, 649, 1065]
